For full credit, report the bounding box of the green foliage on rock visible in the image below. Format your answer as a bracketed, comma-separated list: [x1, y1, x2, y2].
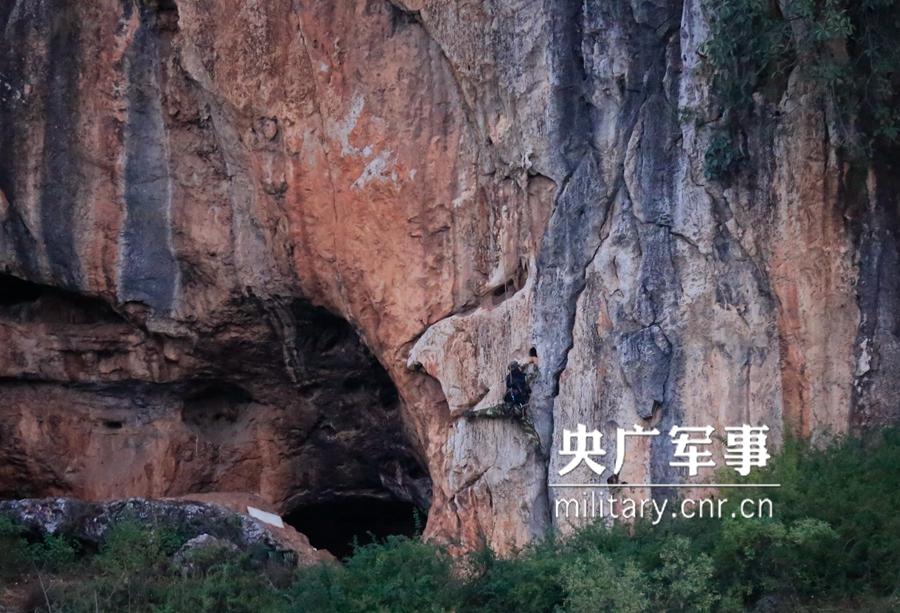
[0, 517, 78, 576]
[702, 0, 900, 181]
[0, 516, 30, 576]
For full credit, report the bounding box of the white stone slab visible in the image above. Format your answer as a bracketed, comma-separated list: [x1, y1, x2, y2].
[247, 506, 284, 528]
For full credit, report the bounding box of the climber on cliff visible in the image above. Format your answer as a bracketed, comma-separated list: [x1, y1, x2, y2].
[504, 360, 531, 406]
[462, 348, 542, 450]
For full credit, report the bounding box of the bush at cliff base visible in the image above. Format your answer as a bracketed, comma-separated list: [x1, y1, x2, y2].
[0, 428, 898, 612]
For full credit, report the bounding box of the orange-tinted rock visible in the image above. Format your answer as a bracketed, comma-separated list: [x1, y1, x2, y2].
[0, 0, 897, 553]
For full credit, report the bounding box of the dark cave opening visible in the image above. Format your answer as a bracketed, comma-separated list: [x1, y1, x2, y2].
[0, 283, 435, 555]
[285, 498, 420, 560]
[0, 273, 44, 305]
[182, 381, 253, 427]
[0, 273, 124, 323]
[274, 299, 432, 558]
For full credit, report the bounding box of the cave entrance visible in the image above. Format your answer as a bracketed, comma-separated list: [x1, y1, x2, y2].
[0, 273, 44, 305]
[0, 272, 124, 322]
[276, 299, 432, 559]
[285, 498, 420, 559]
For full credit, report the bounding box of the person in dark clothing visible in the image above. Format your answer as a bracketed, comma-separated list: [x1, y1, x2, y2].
[504, 361, 530, 407]
[463, 360, 541, 449]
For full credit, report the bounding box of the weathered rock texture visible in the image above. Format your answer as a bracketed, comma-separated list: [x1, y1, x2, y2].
[0, 496, 333, 565]
[0, 0, 897, 552]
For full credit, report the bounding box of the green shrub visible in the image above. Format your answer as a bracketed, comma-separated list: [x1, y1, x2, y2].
[0, 517, 78, 576]
[46, 521, 282, 613]
[562, 549, 650, 613]
[289, 535, 460, 613]
[702, 0, 795, 110]
[703, 131, 743, 182]
[1, 429, 898, 612]
[153, 560, 286, 613]
[653, 535, 718, 612]
[28, 533, 78, 572]
[461, 540, 564, 613]
[287, 561, 350, 612]
[739, 428, 900, 596]
[711, 518, 840, 604]
[94, 518, 171, 576]
[559, 428, 900, 610]
[0, 516, 30, 576]
[47, 558, 285, 613]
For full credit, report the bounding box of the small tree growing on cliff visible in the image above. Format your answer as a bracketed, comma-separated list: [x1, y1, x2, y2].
[702, 0, 900, 182]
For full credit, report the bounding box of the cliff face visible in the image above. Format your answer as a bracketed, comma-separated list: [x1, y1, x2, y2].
[0, 0, 897, 553]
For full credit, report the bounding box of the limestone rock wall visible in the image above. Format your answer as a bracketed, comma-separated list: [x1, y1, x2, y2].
[0, 0, 897, 553]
